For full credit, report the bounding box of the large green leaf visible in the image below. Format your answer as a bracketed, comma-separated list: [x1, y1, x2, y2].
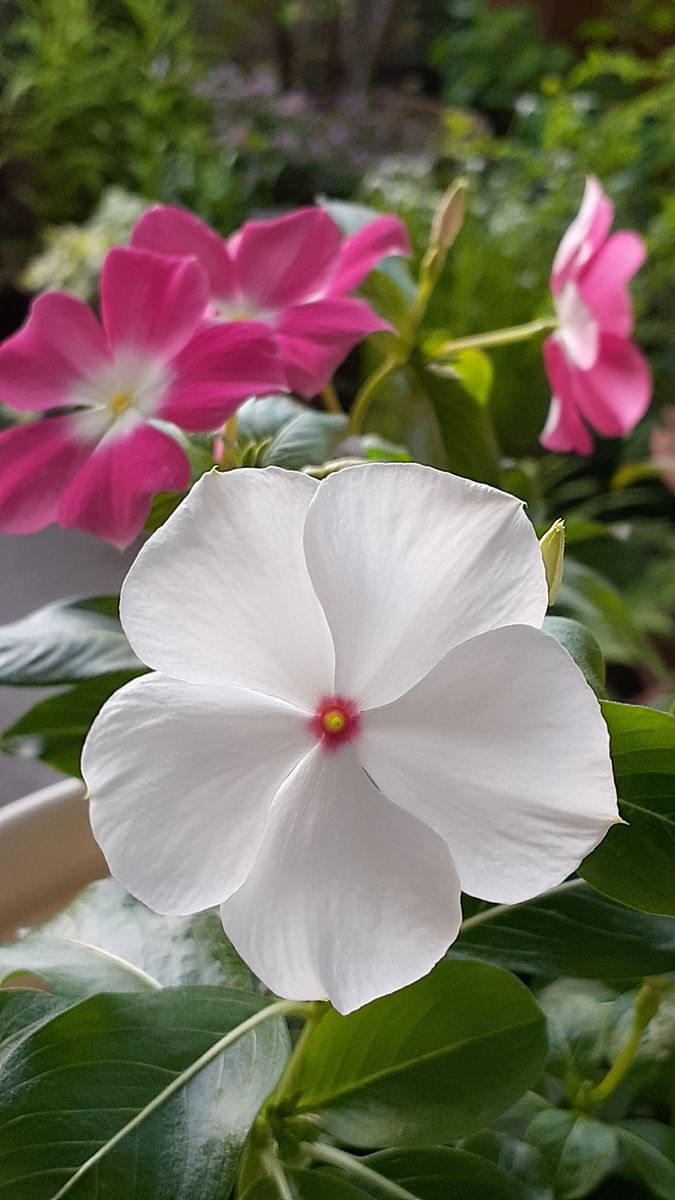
[0, 596, 139, 686]
[525, 1110, 619, 1200]
[0, 670, 142, 776]
[617, 1120, 675, 1200]
[359, 1148, 534, 1199]
[0, 986, 290, 1200]
[284, 960, 547, 1148]
[0, 878, 252, 998]
[243, 1148, 534, 1200]
[451, 880, 675, 978]
[580, 702, 675, 916]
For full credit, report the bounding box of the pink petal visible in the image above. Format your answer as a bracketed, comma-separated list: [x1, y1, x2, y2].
[0, 293, 110, 412]
[58, 422, 190, 546]
[578, 231, 645, 338]
[100, 246, 210, 361]
[326, 214, 412, 295]
[574, 334, 652, 438]
[159, 323, 285, 432]
[276, 297, 390, 397]
[0, 416, 94, 533]
[551, 176, 614, 291]
[131, 205, 237, 301]
[540, 336, 594, 455]
[232, 208, 342, 310]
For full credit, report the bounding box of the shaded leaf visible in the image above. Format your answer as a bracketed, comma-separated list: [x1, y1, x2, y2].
[542, 616, 605, 696]
[0, 596, 138, 685]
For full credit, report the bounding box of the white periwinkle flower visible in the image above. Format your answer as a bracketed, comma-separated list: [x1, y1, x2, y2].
[82, 464, 619, 1013]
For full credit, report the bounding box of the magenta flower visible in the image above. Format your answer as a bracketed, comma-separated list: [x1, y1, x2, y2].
[0, 247, 283, 545]
[541, 176, 651, 455]
[131, 204, 411, 397]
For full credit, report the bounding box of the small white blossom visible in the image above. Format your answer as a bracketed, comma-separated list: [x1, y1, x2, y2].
[83, 464, 618, 1013]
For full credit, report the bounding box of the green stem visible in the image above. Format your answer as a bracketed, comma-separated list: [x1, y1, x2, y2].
[587, 978, 665, 1108]
[434, 316, 557, 357]
[303, 1141, 419, 1200]
[52, 999, 302, 1200]
[347, 351, 403, 436]
[263, 1150, 296, 1200]
[320, 383, 343, 415]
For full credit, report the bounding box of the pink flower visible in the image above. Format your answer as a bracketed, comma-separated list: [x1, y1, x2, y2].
[541, 176, 651, 455]
[131, 204, 411, 397]
[0, 247, 283, 545]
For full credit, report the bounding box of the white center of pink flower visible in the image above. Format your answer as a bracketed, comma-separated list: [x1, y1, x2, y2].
[211, 299, 273, 325]
[70, 353, 172, 442]
[310, 696, 361, 752]
[554, 281, 599, 371]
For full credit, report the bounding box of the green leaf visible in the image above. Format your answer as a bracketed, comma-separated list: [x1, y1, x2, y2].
[284, 960, 547, 1148]
[0, 878, 253, 999]
[525, 1110, 618, 1199]
[242, 1169, 370, 1200]
[421, 366, 501, 485]
[0, 596, 139, 686]
[542, 616, 605, 697]
[440, 347, 494, 406]
[553, 559, 666, 680]
[360, 1147, 535, 1199]
[451, 880, 675, 979]
[0, 986, 290, 1200]
[461, 1131, 553, 1200]
[580, 702, 675, 916]
[617, 1120, 675, 1200]
[0, 670, 142, 776]
[236, 395, 348, 470]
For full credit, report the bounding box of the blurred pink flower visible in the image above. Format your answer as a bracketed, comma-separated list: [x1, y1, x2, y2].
[0, 247, 283, 545]
[541, 176, 651, 455]
[650, 407, 675, 494]
[132, 204, 410, 397]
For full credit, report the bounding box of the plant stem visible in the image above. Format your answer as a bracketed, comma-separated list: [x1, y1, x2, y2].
[51, 999, 302, 1200]
[347, 351, 403, 435]
[321, 383, 343, 414]
[433, 316, 557, 357]
[303, 1141, 419, 1200]
[587, 978, 666, 1108]
[263, 1150, 296, 1200]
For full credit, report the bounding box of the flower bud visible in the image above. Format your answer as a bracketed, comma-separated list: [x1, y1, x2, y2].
[540, 518, 565, 605]
[430, 179, 468, 255]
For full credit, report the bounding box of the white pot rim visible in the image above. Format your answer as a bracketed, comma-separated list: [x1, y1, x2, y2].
[0, 779, 107, 939]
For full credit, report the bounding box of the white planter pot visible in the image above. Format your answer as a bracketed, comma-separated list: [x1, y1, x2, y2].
[0, 780, 107, 939]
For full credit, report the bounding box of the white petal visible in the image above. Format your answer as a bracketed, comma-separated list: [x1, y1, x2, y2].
[83, 673, 313, 914]
[360, 625, 619, 904]
[303, 463, 548, 708]
[555, 281, 599, 370]
[120, 468, 335, 706]
[220, 743, 461, 1013]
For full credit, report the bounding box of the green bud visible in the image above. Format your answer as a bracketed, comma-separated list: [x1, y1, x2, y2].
[540, 518, 565, 605]
[430, 179, 468, 255]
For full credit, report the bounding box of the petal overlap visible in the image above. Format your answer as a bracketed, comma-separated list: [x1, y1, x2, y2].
[220, 743, 461, 1013]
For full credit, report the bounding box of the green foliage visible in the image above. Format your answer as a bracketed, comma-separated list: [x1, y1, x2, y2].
[0, 595, 138, 685]
[282, 959, 547, 1148]
[0, 0, 233, 257]
[581, 702, 675, 915]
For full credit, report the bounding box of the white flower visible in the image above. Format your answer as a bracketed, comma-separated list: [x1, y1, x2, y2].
[82, 464, 619, 1014]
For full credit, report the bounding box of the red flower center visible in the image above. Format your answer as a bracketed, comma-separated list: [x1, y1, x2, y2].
[310, 696, 361, 751]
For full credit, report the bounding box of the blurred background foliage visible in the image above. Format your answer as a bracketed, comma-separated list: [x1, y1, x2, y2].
[0, 0, 674, 706]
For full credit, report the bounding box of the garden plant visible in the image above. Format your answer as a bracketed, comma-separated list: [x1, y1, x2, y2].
[0, 116, 673, 1200]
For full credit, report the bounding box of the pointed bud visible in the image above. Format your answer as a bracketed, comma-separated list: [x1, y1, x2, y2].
[540, 519, 565, 605]
[430, 179, 468, 255]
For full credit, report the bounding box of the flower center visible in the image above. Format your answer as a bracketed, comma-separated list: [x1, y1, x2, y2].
[108, 390, 134, 418]
[311, 696, 361, 751]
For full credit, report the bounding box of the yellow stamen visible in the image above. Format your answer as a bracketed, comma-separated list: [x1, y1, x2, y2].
[109, 390, 133, 418]
[322, 709, 346, 734]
